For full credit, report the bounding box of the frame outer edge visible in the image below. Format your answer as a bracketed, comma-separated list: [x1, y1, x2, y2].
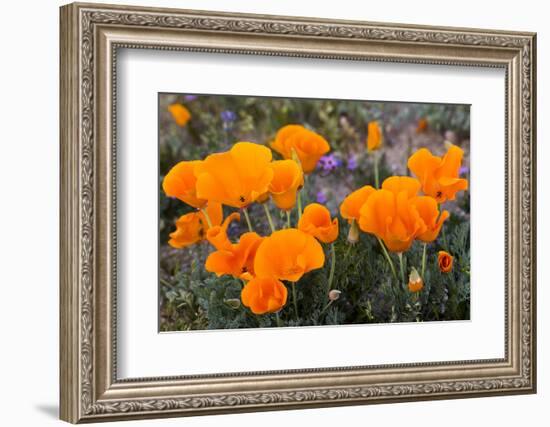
[60, 3, 81, 424]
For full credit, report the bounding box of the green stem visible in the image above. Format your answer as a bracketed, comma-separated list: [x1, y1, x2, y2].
[441, 224, 449, 252]
[291, 282, 299, 320]
[275, 311, 283, 327]
[320, 300, 333, 315]
[286, 211, 291, 229]
[327, 243, 336, 295]
[377, 237, 397, 279]
[373, 153, 380, 189]
[297, 191, 303, 221]
[398, 252, 406, 285]
[263, 203, 275, 233]
[421, 242, 427, 279]
[243, 207, 254, 232]
[200, 208, 213, 228]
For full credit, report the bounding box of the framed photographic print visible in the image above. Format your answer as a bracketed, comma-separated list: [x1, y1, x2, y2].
[60, 2, 537, 423]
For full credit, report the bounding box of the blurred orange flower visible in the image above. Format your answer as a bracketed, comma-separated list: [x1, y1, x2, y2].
[412, 196, 450, 242]
[438, 251, 454, 273]
[205, 228, 264, 281]
[168, 103, 191, 127]
[269, 159, 304, 211]
[254, 228, 325, 282]
[271, 124, 330, 173]
[416, 118, 428, 133]
[168, 202, 223, 249]
[195, 142, 273, 208]
[241, 277, 288, 314]
[298, 203, 339, 243]
[408, 144, 468, 203]
[366, 121, 383, 151]
[162, 160, 206, 208]
[358, 188, 426, 252]
[339, 185, 376, 224]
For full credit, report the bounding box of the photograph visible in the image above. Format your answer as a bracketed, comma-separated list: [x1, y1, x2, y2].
[158, 93, 471, 331]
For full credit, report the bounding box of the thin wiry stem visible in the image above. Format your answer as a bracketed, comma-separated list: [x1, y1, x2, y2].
[243, 207, 254, 232]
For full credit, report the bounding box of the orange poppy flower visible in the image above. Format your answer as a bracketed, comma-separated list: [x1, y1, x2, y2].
[412, 196, 450, 242]
[408, 144, 469, 203]
[168, 103, 191, 127]
[381, 176, 421, 198]
[416, 118, 428, 133]
[438, 251, 454, 273]
[168, 202, 223, 249]
[358, 189, 426, 252]
[254, 228, 325, 282]
[339, 185, 376, 224]
[269, 159, 304, 211]
[206, 212, 241, 251]
[195, 142, 274, 208]
[298, 203, 339, 243]
[366, 121, 383, 152]
[241, 277, 288, 315]
[271, 124, 330, 173]
[162, 160, 206, 208]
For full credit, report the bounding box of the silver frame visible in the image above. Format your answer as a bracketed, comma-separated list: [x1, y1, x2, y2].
[60, 2, 536, 423]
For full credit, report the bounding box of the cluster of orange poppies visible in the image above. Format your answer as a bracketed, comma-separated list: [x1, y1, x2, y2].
[339, 141, 468, 291]
[163, 124, 337, 315]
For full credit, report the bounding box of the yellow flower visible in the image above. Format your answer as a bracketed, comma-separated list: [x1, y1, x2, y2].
[298, 203, 339, 243]
[408, 144, 468, 203]
[254, 229, 325, 282]
[366, 121, 383, 151]
[195, 142, 274, 208]
[271, 124, 330, 173]
[167, 202, 223, 249]
[241, 277, 288, 315]
[269, 160, 304, 210]
[168, 103, 191, 127]
[162, 160, 206, 208]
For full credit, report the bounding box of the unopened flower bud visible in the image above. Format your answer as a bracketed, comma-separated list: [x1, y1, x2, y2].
[328, 289, 342, 301]
[347, 220, 360, 244]
[408, 267, 424, 293]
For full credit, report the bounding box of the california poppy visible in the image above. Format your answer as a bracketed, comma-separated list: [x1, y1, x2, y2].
[358, 189, 426, 252]
[269, 159, 304, 211]
[206, 212, 241, 251]
[381, 176, 421, 198]
[438, 251, 454, 273]
[195, 142, 274, 208]
[412, 196, 450, 242]
[168, 103, 191, 127]
[408, 144, 469, 203]
[162, 160, 206, 208]
[271, 125, 330, 173]
[168, 202, 223, 249]
[241, 277, 288, 315]
[254, 228, 325, 282]
[416, 118, 428, 133]
[339, 185, 376, 224]
[408, 268, 424, 292]
[298, 203, 339, 243]
[366, 121, 383, 151]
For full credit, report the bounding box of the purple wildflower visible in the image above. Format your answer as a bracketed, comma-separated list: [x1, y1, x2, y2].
[459, 166, 469, 176]
[184, 95, 198, 101]
[220, 110, 237, 123]
[316, 191, 328, 204]
[318, 154, 341, 172]
[347, 154, 358, 171]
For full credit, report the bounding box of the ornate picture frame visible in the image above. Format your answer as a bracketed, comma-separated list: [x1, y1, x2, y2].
[60, 2, 536, 423]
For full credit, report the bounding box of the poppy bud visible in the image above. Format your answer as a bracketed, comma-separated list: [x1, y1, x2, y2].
[347, 220, 360, 244]
[408, 267, 424, 293]
[438, 251, 454, 273]
[328, 289, 342, 301]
